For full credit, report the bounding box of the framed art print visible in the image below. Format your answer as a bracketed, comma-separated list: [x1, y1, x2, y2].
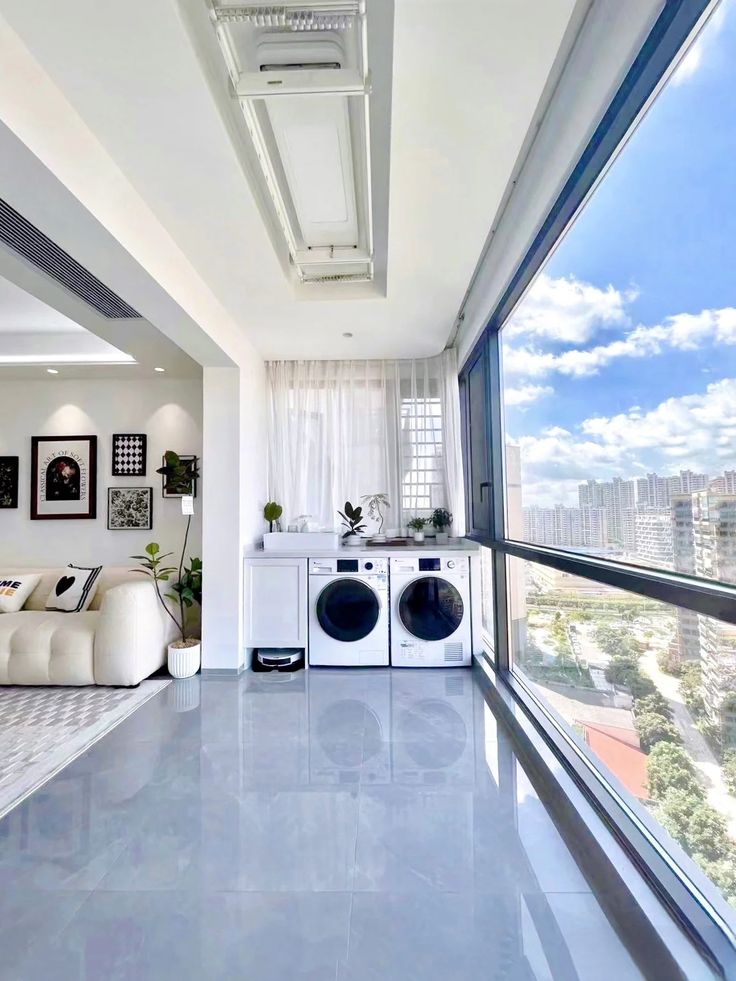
[107, 487, 153, 530]
[0, 456, 19, 509]
[112, 434, 147, 477]
[161, 455, 198, 499]
[31, 436, 97, 520]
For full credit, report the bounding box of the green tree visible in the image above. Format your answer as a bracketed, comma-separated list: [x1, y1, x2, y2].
[722, 749, 736, 795]
[647, 742, 703, 801]
[633, 692, 672, 720]
[634, 711, 681, 752]
[680, 662, 705, 717]
[693, 854, 736, 904]
[657, 647, 683, 677]
[655, 787, 732, 864]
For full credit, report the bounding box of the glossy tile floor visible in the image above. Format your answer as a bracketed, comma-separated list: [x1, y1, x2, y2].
[0, 668, 653, 980]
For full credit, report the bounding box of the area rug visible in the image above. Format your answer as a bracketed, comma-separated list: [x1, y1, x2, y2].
[0, 680, 170, 820]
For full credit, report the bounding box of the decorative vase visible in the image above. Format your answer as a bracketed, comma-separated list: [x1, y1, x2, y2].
[413, 531, 425, 543]
[168, 641, 201, 679]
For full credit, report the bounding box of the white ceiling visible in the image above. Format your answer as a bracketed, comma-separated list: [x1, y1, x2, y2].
[0, 276, 83, 333]
[0, 0, 582, 361]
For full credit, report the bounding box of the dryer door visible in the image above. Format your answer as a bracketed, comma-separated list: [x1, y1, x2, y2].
[316, 578, 380, 642]
[398, 577, 464, 641]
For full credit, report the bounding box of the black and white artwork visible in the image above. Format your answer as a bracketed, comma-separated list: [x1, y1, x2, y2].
[0, 457, 19, 509]
[31, 436, 97, 520]
[107, 487, 153, 530]
[111, 434, 147, 477]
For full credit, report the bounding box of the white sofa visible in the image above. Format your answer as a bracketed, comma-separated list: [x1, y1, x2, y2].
[0, 567, 177, 686]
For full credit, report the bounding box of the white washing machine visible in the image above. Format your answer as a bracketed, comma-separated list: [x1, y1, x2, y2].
[390, 556, 472, 667]
[309, 557, 389, 666]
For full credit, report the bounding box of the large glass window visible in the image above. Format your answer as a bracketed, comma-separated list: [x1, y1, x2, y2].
[509, 555, 736, 909]
[501, 0, 736, 585]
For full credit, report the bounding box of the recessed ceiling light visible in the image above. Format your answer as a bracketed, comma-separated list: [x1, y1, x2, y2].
[46, 368, 59, 374]
[342, 332, 353, 338]
[154, 367, 166, 373]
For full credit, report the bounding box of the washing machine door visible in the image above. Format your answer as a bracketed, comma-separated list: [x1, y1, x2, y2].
[398, 577, 464, 641]
[316, 578, 381, 642]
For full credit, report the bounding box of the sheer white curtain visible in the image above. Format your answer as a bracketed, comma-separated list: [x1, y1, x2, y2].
[266, 350, 466, 535]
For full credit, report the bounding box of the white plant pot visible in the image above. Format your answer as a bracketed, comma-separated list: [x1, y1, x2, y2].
[344, 534, 363, 547]
[412, 531, 425, 543]
[168, 642, 201, 679]
[435, 532, 449, 544]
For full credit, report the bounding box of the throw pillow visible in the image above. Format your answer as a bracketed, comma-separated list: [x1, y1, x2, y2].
[45, 565, 102, 613]
[0, 574, 42, 614]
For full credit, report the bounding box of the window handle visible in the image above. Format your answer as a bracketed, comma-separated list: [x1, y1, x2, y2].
[480, 481, 491, 500]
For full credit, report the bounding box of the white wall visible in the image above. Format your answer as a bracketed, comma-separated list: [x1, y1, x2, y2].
[0, 377, 202, 568]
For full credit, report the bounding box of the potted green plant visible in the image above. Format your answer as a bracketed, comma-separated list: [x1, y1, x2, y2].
[408, 516, 427, 543]
[263, 501, 283, 532]
[133, 450, 202, 679]
[361, 493, 390, 541]
[431, 507, 453, 544]
[338, 500, 366, 546]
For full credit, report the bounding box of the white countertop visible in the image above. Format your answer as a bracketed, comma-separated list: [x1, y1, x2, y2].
[244, 538, 480, 559]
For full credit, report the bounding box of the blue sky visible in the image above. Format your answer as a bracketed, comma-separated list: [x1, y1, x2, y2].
[503, 1, 736, 506]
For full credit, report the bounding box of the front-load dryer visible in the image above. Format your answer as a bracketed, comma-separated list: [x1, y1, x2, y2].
[390, 556, 471, 667]
[309, 557, 389, 666]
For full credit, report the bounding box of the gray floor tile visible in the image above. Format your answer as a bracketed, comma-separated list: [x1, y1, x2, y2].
[0, 667, 696, 978]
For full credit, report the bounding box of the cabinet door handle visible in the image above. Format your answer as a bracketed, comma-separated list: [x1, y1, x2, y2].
[479, 481, 491, 500]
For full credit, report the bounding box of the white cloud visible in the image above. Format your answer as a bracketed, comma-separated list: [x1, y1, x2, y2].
[504, 307, 736, 379]
[504, 273, 635, 343]
[512, 378, 736, 506]
[504, 383, 553, 406]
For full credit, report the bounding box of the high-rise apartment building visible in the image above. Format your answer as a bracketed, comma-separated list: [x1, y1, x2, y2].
[634, 509, 674, 569]
[672, 490, 736, 740]
[523, 505, 607, 549]
[578, 476, 634, 546]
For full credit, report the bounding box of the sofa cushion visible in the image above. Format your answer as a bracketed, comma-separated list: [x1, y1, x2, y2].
[0, 610, 98, 685]
[46, 565, 102, 613]
[11, 567, 142, 612]
[0, 574, 41, 614]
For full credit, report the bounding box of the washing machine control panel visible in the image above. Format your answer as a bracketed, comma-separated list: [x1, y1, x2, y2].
[390, 556, 468, 576]
[310, 557, 388, 575]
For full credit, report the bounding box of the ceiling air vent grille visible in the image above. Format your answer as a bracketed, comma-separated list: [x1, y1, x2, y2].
[0, 198, 141, 319]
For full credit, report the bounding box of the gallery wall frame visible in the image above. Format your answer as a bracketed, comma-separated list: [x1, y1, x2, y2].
[0, 456, 19, 509]
[30, 435, 97, 520]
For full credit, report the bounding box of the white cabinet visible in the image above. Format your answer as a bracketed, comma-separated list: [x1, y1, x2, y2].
[244, 557, 308, 651]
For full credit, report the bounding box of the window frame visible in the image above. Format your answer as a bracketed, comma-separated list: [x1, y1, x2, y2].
[460, 1, 736, 975]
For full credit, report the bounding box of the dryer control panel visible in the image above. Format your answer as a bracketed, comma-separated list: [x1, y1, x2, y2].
[390, 556, 468, 577]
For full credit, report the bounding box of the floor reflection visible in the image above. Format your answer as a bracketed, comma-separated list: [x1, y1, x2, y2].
[0, 667, 708, 979]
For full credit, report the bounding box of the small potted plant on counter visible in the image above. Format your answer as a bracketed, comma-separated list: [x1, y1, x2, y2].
[408, 516, 427, 543]
[431, 507, 453, 544]
[263, 501, 283, 533]
[361, 492, 390, 542]
[339, 500, 367, 546]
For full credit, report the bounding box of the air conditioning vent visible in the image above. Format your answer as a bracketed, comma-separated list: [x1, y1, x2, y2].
[260, 62, 341, 72]
[0, 198, 141, 319]
[443, 643, 464, 664]
[302, 272, 372, 284]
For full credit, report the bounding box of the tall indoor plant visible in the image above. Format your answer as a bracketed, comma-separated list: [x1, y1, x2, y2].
[132, 451, 202, 678]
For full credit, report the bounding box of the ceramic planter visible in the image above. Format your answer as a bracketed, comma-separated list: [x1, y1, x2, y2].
[412, 531, 425, 543]
[168, 641, 201, 679]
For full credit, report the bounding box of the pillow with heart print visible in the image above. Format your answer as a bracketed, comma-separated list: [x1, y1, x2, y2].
[45, 565, 102, 613]
[0, 574, 41, 614]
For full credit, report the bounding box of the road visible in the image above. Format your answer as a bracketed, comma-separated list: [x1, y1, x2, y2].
[642, 649, 736, 838]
